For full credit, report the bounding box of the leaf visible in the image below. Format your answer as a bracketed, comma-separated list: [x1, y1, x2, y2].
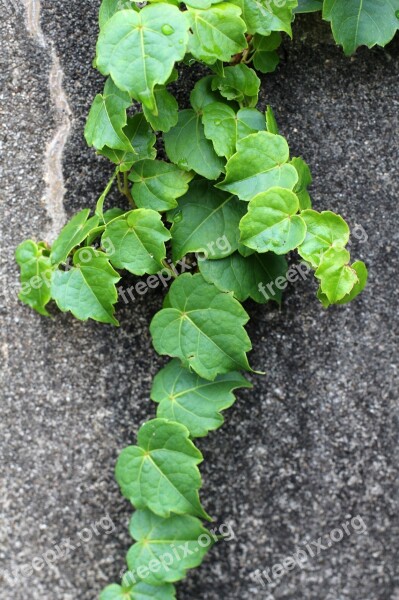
[190, 75, 226, 112]
[265, 105, 279, 134]
[50, 209, 100, 265]
[164, 109, 224, 180]
[115, 418, 208, 519]
[323, 0, 399, 55]
[315, 247, 359, 303]
[150, 273, 252, 380]
[84, 78, 134, 153]
[129, 160, 194, 212]
[199, 251, 288, 304]
[294, 0, 322, 13]
[217, 131, 298, 201]
[317, 260, 368, 307]
[298, 209, 350, 268]
[99, 0, 138, 30]
[185, 0, 224, 7]
[187, 4, 247, 65]
[100, 582, 176, 600]
[232, 0, 297, 36]
[202, 102, 265, 158]
[212, 64, 260, 107]
[290, 157, 313, 210]
[126, 509, 213, 585]
[102, 209, 171, 275]
[99, 114, 156, 172]
[169, 179, 246, 261]
[15, 240, 53, 316]
[143, 86, 178, 133]
[51, 247, 120, 325]
[251, 32, 281, 73]
[239, 187, 306, 254]
[96, 5, 189, 111]
[151, 359, 251, 437]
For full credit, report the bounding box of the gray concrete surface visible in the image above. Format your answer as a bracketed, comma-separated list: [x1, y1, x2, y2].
[1, 2, 399, 599]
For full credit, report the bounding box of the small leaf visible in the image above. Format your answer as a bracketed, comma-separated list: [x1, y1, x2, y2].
[233, 0, 297, 36]
[298, 209, 350, 268]
[315, 247, 359, 303]
[239, 187, 306, 254]
[217, 132, 298, 201]
[164, 109, 224, 180]
[251, 32, 281, 73]
[212, 64, 260, 106]
[202, 102, 265, 158]
[290, 157, 313, 210]
[150, 273, 252, 380]
[199, 251, 288, 304]
[129, 160, 194, 212]
[99, 114, 156, 171]
[265, 105, 279, 134]
[51, 247, 121, 325]
[152, 359, 252, 437]
[115, 418, 208, 519]
[294, 0, 323, 13]
[99, 0, 138, 30]
[100, 582, 176, 600]
[169, 179, 246, 261]
[16, 240, 53, 316]
[127, 509, 213, 585]
[50, 209, 100, 265]
[84, 78, 134, 153]
[102, 209, 171, 275]
[190, 75, 225, 112]
[143, 86, 178, 133]
[317, 260, 368, 307]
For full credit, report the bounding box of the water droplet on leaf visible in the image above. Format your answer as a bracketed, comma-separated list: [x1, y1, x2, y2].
[215, 120, 221, 126]
[162, 24, 174, 35]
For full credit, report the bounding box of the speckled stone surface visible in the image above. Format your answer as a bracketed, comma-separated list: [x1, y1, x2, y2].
[1, 2, 399, 599]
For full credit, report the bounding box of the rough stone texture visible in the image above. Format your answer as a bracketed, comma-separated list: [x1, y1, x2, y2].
[1, 2, 399, 599]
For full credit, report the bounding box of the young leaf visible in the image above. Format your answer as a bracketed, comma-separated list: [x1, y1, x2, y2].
[239, 187, 306, 254]
[115, 418, 208, 519]
[99, 0, 138, 30]
[15, 240, 53, 317]
[298, 209, 350, 268]
[323, 0, 399, 55]
[51, 247, 121, 325]
[102, 209, 171, 275]
[315, 247, 359, 303]
[233, 0, 297, 36]
[50, 209, 100, 265]
[100, 582, 176, 600]
[169, 179, 246, 261]
[265, 105, 279, 134]
[217, 132, 298, 201]
[212, 64, 260, 106]
[164, 109, 224, 180]
[96, 5, 189, 111]
[202, 102, 265, 158]
[251, 32, 281, 73]
[99, 114, 156, 172]
[290, 157, 313, 210]
[150, 273, 252, 380]
[190, 75, 226, 112]
[199, 251, 288, 304]
[187, 4, 247, 65]
[129, 160, 194, 212]
[127, 509, 213, 585]
[84, 78, 134, 153]
[317, 260, 368, 307]
[142, 86, 178, 133]
[152, 359, 252, 437]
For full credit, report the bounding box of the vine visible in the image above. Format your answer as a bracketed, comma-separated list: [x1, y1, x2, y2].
[16, 0, 399, 597]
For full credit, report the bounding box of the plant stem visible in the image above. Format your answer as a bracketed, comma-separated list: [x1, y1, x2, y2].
[123, 171, 135, 208]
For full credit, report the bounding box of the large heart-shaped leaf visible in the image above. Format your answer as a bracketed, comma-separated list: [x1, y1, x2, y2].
[150, 273, 252, 380]
[217, 132, 298, 201]
[298, 209, 350, 268]
[151, 359, 251, 437]
[50, 209, 100, 265]
[16, 240, 54, 316]
[100, 582, 176, 600]
[99, 114, 156, 172]
[232, 0, 297, 36]
[315, 247, 359, 303]
[115, 419, 208, 519]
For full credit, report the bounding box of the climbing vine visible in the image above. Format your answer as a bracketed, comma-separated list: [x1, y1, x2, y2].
[16, 0, 399, 597]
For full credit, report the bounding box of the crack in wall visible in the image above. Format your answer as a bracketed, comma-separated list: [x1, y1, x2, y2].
[22, 0, 70, 242]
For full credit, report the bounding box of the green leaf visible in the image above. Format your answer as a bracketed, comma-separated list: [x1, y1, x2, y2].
[233, 0, 297, 36]
[212, 64, 260, 106]
[265, 105, 279, 134]
[199, 251, 288, 304]
[169, 179, 246, 261]
[143, 86, 178, 133]
[323, 0, 399, 55]
[96, 5, 189, 111]
[251, 32, 281, 73]
[115, 418, 208, 519]
[51, 247, 120, 325]
[50, 209, 100, 265]
[99, 0, 138, 30]
[84, 78, 134, 153]
[99, 114, 156, 172]
[164, 109, 224, 180]
[217, 131, 298, 201]
[187, 4, 247, 65]
[16, 240, 53, 317]
[102, 209, 171, 275]
[317, 260, 368, 307]
[100, 582, 176, 600]
[294, 0, 322, 13]
[151, 359, 251, 437]
[126, 509, 213, 585]
[239, 187, 306, 254]
[150, 273, 252, 380]
[290, 157, 313, 210]
[190, 75, 226, 112]
[298, 209, 350, 268]
[129, 160, 194, 212]
[185, 0, 224, 7]
[202, 102, 265, 158]
[315, 247, 359, 303]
